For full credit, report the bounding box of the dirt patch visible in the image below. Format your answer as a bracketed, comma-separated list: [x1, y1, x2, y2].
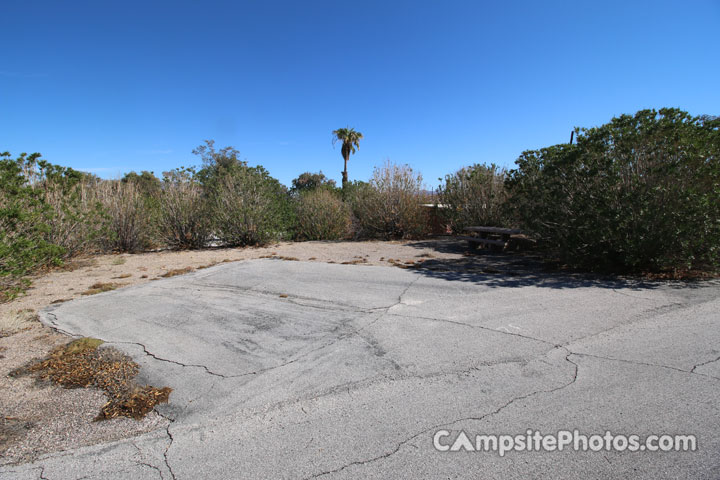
[0, 310, 37, 337]
[53, 258, 98, 272]
[11, 338, 172, 421]
[0, 417, 34, 454]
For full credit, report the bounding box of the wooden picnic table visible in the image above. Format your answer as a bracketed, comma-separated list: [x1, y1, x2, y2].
[459, 226, 524, 250]
[465, 226, 523, 235]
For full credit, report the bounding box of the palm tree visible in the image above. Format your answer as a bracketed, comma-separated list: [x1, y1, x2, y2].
[332, 127, 363, 189]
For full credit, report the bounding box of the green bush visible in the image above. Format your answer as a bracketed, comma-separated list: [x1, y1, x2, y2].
[0, 152, 66, 301]
[437, 163, 510, 232]
[295, 189, 351, 240]
[350, 161, 428, 239]
[506, 108, 720, 273]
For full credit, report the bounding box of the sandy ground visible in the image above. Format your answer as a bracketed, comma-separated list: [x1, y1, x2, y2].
[0, 239, 471, 465]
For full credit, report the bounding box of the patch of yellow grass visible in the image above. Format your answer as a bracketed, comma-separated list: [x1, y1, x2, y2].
[64, 337, 104, 354]
[160, 267, 195, 278]
[82, 283, 124, 295]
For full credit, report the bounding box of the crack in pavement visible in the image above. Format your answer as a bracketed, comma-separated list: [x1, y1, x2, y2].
[336, 275, 425, 372]
[259, 355, 544, 421]
[570, 352, 720, 381]
[560, 301, 693, 348]
[383, 312, 558, 347]
[111, 341, 230, 378]
[610, 288, 659, 300]
[183, 381, 218, 414]
[156, 412, 177, 480]
[131, 442, 165, 480]
[691, 354, 720, 375]
[183, 355, 546, 433]
[303, 347, 579, 479]
[42, 312, 76, 338]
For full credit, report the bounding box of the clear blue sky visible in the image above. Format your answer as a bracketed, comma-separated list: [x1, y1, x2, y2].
[2, 0, 718, 188]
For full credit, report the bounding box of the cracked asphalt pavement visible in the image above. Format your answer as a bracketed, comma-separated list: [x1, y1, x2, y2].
[4, 259, 720, 479]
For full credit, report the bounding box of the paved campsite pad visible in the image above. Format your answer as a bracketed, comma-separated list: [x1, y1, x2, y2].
[4, 259, 719, 479]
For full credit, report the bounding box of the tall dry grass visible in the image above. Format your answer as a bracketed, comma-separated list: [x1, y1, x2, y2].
[157, 171, 211, 249]
[95, 181, 157, 252]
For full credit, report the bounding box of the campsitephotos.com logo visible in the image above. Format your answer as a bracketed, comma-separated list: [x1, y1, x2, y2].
[433, 429, 698, 457]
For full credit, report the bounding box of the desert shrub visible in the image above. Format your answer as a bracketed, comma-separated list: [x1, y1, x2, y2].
[158, 168, 211, 249]
[506, 108, 720, 273]
[350, 161, 428, 239]
[437, 163, 510, 232]
[295, 189, 351, 240]
[96, 180, 158, 252]
[194, 141, 294, 246]
[206, 165, 294, 246]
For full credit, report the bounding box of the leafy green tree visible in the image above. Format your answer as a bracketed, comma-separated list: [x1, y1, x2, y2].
[121, 171, 162, 196]
[192, 139, 245, 183]
[291, 171, 337, 194]
[332, 127, 363, 189]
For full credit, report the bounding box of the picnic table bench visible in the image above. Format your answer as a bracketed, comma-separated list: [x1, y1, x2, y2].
[458, 226, 524, 250]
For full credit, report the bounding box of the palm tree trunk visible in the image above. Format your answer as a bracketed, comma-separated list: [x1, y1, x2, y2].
[342, 156, 349, 189]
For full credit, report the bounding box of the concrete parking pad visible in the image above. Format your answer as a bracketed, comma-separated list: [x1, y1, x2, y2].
[4, 259, 719, 479]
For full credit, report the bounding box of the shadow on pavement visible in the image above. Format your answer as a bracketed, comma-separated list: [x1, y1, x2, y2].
[407, 237, 707, 291]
